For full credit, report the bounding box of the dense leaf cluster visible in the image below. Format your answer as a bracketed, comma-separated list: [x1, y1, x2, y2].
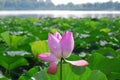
[0, 17, 120, 80]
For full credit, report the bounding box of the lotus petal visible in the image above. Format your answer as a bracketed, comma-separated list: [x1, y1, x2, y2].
[60, 32, 74, 58]
[66, 60, 88, 66]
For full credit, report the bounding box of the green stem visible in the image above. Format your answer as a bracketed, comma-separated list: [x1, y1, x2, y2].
[60, 58, 63, 80]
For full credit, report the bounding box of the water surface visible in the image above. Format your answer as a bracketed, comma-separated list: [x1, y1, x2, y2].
[0, 10, 120, 18]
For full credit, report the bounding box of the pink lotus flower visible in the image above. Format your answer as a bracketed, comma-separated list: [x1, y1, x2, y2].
[38, 31, 88, 74]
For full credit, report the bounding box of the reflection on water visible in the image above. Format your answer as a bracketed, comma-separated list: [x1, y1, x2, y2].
[0, 10, 120, 18]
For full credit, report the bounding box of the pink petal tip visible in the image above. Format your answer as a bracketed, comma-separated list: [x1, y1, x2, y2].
[66, 60, 88, 66]
[47, 62, 58, 74]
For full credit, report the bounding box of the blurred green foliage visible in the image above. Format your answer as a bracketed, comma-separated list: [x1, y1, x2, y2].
[0, 17, 120, 80]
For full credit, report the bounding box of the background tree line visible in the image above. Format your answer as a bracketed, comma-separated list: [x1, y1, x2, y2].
[0, 0, 120, 10]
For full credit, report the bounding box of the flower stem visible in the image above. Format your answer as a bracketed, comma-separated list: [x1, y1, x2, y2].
[60, 58, 63, 80]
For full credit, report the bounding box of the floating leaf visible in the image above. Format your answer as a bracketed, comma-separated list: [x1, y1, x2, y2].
[0, 55, 28, 71]
[30, 40, 50, 58]
[1, 31, 11, 46]
[100, 28, 111, 33]
[88, 52, 120, 79]
[32, 64, 107, 80]
[11, 35, 22, 48]
[18, 66, 41, 80]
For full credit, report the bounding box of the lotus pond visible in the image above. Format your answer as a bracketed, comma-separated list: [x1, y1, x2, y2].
[0, 17, 120, 80]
